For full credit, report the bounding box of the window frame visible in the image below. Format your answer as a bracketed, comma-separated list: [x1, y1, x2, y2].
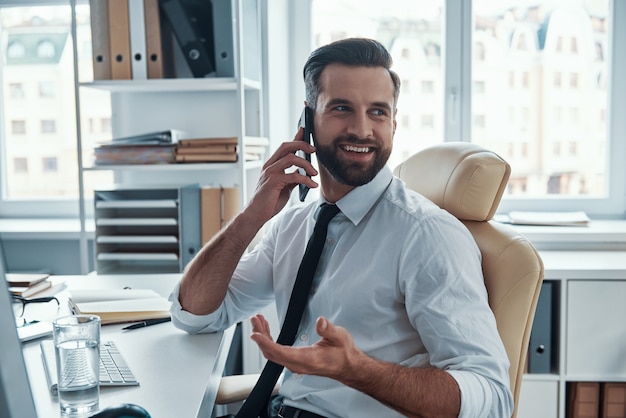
[0, 0, 82, 219]
[293, 0, 626, 218]
[1, 0, 625, 219]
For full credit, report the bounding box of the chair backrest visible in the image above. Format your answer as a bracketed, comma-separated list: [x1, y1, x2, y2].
[394, 142, 544, 418]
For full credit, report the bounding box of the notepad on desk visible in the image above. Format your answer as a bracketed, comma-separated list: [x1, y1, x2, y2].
[68, 289, 171, 325]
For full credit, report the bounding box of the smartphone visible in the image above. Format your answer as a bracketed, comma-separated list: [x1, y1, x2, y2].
[297, 107, 314, 202]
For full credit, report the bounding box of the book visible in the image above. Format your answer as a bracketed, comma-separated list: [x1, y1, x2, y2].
[176, 144, 238, 154]
[108, 0, 132, 80]
[89, 0, 111, 80]
[144, 0, 164, 79]
[107, 129, 187, 145]
[177, 136, 238, 147]
[6, 273, 50, 288]
[602, 383, 626, 418]
[200, 187, 239, 244]
[68, 288, 171, 325]
[527, 281, 553, 373]
[176, 153, 237, 163]
[507, 211, 590, 227]
[128, 0, 148, 79]
[567, 382, 600, 418]
[158, 0, 215, 78]
[94, 144, 177, 165]
[9, 279, 52, 298]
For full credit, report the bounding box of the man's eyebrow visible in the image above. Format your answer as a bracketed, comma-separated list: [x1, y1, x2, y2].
[325, 98, 352, 107]
[325, 98, 393, 110]
[371, 101, 393, 111]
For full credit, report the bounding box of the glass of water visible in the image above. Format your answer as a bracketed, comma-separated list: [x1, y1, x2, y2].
[53, 315, 100, 416]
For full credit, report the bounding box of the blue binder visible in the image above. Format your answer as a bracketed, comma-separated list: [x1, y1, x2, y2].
[528, 281, 555, 373]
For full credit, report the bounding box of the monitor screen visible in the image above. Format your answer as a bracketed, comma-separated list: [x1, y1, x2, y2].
[0, 239, 39, 418]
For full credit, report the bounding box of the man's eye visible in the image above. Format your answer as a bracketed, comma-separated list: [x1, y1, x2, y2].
[372, 109, 387, 116]
[334, 105, 349, 111]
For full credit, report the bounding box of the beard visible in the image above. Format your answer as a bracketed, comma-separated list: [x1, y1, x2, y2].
[314, 135, 392, 187]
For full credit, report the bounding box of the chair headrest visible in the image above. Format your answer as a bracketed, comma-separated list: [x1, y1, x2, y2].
[393, 142, 511, 221]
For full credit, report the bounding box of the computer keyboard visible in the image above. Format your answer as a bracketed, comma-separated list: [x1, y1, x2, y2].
[98, 340, 138, 386]
[40, 339, 139, 396]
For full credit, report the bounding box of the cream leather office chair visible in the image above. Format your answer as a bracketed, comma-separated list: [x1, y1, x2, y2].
[216, 142, 544, 418]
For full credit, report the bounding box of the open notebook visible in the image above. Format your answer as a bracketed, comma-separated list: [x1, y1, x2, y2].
[68, 288, 171, 325]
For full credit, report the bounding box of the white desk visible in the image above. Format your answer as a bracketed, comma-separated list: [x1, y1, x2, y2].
[20, 274, 235, 418]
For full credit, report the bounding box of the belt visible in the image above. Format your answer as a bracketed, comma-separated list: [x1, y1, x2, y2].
[277, 404, 326, 418]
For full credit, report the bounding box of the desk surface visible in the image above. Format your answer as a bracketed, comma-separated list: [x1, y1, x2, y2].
[21, 274, 234, 418]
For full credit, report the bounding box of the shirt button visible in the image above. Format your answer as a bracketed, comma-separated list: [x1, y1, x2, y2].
[300, 334, 308, 342]
[327, 237, 335, 245]
[294, 373, 302, 379]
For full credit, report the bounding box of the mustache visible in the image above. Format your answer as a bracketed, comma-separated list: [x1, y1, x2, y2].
[331, 135, 377, 147]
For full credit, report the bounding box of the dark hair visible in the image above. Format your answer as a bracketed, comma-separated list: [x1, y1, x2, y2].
[303, 38, 401, 110]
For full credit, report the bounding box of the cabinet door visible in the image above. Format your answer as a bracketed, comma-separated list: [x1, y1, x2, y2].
[517, 379, 559, 418]
[566, 280, 626, 377]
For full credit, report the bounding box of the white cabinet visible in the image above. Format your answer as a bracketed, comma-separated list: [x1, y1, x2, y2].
[70, 0, 266, 273]
[566, 280, 626, 378]
[517, 377, 559, 418]
[516, 251, 626, 418]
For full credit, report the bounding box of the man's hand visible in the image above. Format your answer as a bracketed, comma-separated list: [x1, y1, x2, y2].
[243, 129, 318, 226]
[250, 314, 359, 380]
[249, 314, 461, 418]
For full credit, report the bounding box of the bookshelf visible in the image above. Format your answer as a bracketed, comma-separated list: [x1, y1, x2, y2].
[70, 0, 267, 273]
[517, 251, 626, 418]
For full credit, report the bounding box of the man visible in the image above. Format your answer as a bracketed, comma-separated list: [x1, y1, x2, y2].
[170, 38, 513, 418]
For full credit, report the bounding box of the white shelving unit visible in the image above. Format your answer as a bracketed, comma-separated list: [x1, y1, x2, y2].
[517, 250, 626, 418]
[70, 0, 266, 273]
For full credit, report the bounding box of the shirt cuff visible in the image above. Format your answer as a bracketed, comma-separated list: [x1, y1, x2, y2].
[447, 370, 494, 418]
[168, 281, 222, 334]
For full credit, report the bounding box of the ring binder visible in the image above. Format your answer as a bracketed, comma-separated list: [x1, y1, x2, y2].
[158, 0, 215, 78]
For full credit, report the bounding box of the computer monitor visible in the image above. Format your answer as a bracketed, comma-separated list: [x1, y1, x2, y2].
[0, 239, 39, 418]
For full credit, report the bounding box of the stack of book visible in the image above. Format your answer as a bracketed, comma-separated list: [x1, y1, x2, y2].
[7, 273, 52, 298]
[93, 130, 185, 165]
[175, 137, 268, 163]
[175, 137, 239, 163]
[567, 382, 626, 418]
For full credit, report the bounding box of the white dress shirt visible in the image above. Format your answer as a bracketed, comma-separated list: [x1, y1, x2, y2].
[170, 165, 513, 418]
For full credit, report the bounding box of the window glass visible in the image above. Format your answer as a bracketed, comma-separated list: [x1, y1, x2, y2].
[0, 5, 111, 211]
[472, 0, 609, 197]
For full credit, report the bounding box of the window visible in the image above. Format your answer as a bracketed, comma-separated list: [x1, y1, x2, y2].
[37, 39, 55, 58]
[13, 157, 28, 174]
[39, 80, 56, 98]
[42, 156, 58, 172]
[9, 82, 24, 98]
[308, 0, 624, 216]
[7, 40, 25, 58]
[0, 3, 110, 217]
[40, 119, 56, 134]
[11, 120, 26, 135]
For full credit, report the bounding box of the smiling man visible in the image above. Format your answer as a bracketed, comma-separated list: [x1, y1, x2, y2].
[169, 38, 513, 418]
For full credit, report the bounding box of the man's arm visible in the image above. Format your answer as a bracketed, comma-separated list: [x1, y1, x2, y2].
[177, 134, 318, 315]
[250, 315, 461, 418]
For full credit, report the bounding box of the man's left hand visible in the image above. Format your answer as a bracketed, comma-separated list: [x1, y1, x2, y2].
[249, 314, 360, 380]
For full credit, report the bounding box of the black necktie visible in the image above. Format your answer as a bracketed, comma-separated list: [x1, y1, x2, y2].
[235, 203, 340, 418]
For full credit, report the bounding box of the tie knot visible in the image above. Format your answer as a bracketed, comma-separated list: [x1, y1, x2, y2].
[316, 203, 340, 227]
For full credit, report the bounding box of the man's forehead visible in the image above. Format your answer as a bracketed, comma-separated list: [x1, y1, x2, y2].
[318, 64, 395, 106]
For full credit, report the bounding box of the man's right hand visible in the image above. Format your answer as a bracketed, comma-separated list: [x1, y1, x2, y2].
[242, 128, 318, 227]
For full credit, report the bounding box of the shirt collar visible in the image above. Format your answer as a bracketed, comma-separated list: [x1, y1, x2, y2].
[317, 165, 393, 225]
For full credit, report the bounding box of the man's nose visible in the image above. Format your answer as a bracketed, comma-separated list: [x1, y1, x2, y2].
[346, 113, 373, 139]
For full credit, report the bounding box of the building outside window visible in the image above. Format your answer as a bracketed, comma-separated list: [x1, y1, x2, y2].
[311, 0, 622, 215]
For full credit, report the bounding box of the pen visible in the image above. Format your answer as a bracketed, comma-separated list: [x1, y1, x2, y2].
[121, 317, 171, 330]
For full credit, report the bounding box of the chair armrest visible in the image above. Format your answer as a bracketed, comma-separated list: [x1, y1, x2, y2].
[215, 374, 280, 405]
